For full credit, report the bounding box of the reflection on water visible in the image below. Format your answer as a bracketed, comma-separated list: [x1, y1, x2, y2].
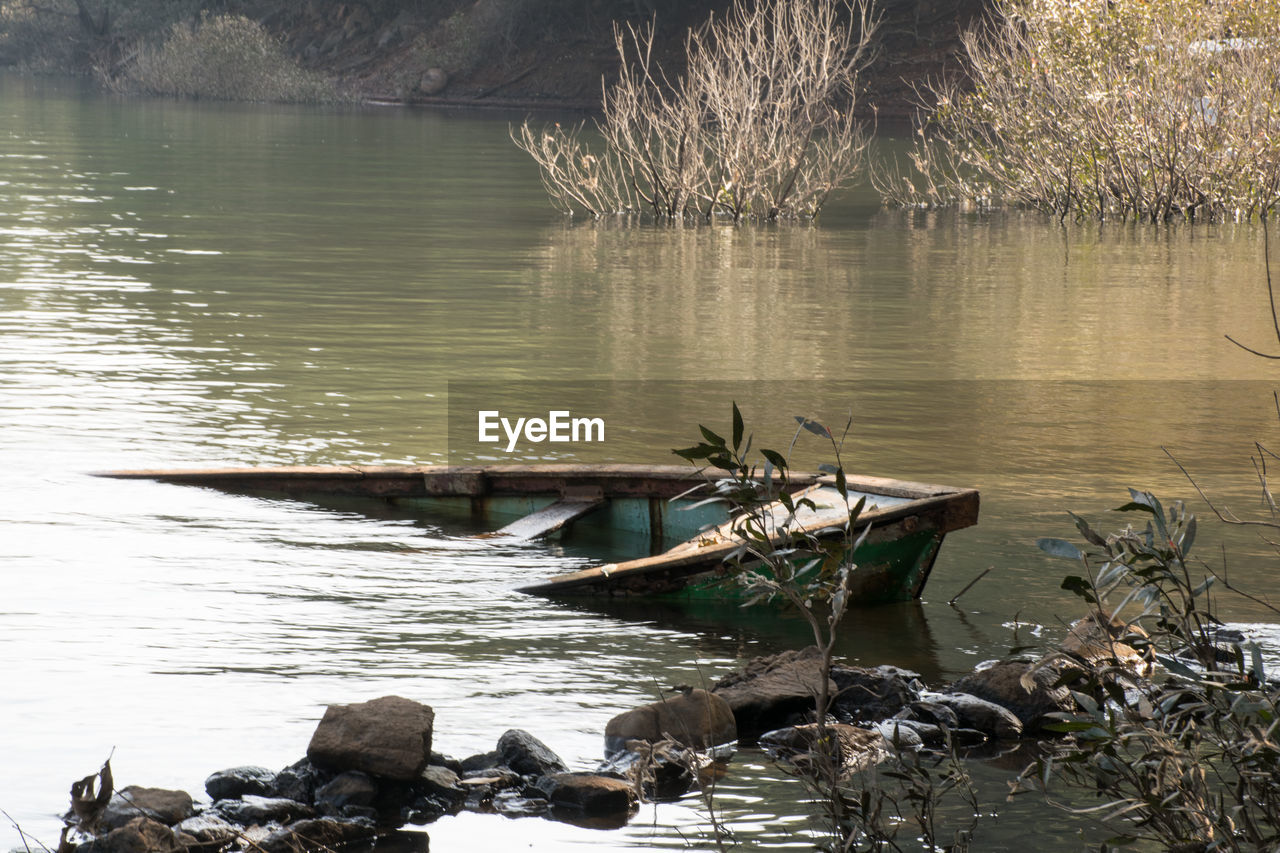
[2, 72, 1279, 850]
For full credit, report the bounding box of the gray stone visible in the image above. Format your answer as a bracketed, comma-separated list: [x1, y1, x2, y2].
[307, 695, 435, 781]
[204, 766, 276, 801]
[417, 765, 466, 803]
[458, 750, 499, 773]
[921, 691, 1023, 740]
[173, 814, 239, 851]
[315, 771, 376, 810]
[272, 757, 331, 804]
[535, 773, 637, 816]
[214, 795, 313, 827]
[100, 787, 194, 832]
[258, 817, 376, 853]
[496, 729, 568, 777]
[872, 719, 925, 749]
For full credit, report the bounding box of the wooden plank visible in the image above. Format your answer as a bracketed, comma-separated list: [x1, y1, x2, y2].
[488, 497, 607, 540]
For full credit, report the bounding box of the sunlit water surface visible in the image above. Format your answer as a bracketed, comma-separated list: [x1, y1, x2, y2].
[4, 73, 1280, 851]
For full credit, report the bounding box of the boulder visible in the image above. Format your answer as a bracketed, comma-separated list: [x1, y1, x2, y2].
[535, 773, 637, 816]
[604, 689, 736, 756]
[496, 729, 568, 777]
[314, 771, 376, 810]
[258, 817, 376, 853]
[76, 817, 183, 853]
[949, 660, 1075, 730]
[173, 815, 239, 852]
[895, 699, 960, 730]
[213, 795, 313, 827]
[920, 691, 1023, 740]
[713, 648, 834, 740]
[307, 695, 435, 781]
[871, 719, 924, 749]
[458, 750, 500, 773]
[759, 723, 889, 775]
[100, 787, 194, 832]
[204, 766, 276, 801]
[830, 664, 920, 723]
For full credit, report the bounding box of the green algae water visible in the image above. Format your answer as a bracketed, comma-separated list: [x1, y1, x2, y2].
[4, 72, 1280, 851]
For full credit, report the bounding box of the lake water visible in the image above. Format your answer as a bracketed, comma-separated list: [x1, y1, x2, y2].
[4, 72, 1280, 851]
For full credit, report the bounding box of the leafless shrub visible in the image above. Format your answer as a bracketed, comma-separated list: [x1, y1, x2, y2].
[877, 0, 1280, 221]
[114, 13, 336, 103]
[514, 0, 878, 223]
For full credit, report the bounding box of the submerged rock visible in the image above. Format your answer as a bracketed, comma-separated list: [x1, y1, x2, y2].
[496, 729, 568, 777]
[204, 767, 276, 802]
[597, 739, 698, 801]
[307, 695, 435, 782]
[535, 773, 637, 817]
[604, 688, 736, 757]
[99, 787, 194, 832]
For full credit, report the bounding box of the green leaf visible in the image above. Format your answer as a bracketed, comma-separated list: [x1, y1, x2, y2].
[1069, 511, 1107, 547]
[1181, 515, 1197, 556]
[1113, 501, 1155, 514]
[731, 402, 743, 451]
[761, 449, 788, 470]
[1038, 538, 1083, 560]
[699, 424, 727, 448]
[673, 443, 716, 461]
[835, 468, 847, 499]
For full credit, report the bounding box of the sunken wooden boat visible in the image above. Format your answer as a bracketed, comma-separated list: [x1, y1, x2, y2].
[97, 464, 979, 604]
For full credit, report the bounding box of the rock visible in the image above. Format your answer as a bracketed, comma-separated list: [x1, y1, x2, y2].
[258, 817, 376, 853]
[214, 795, 313, 827]
[458, 751, 500, 773]
[429, 751, 463, 775]
[1062, 611, 1152, 674]
[949, 660, 1075, 731]
[496, 729, 568, 777]
[920, 691, 1023, 740]
[173, 815, 239, 852]
[417, 765, 466, 804]
[896, 699, 960, 730]
[535, 773, 637, 816]
[315, 771, 376, 810]
[273, 757, 332, 804]
[831, 664, 920, 724]
[492, 790, 549, 817]
[76, 817, 183, 853]
[597, 739, 697, 801]
[418, 68, 448, 95]
[604, 688, 737, 757]
[713, 648, 834, 741]
[100, 787, 194, 832]
[307, 695, 435, 781]
[872, 719, 924, 749]
[759, 723, 889, 774]
[204, 766, 276, 801]
[877, 717, 947, 747]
